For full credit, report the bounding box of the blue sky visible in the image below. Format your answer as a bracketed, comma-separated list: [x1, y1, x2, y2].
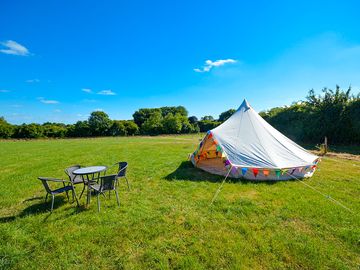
[1, 0, 360, 124]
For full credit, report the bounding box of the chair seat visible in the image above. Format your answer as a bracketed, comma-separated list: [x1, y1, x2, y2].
[89, 184, 101, 192]
[51, 185, 73, 195]
[73, 178, 86, 184]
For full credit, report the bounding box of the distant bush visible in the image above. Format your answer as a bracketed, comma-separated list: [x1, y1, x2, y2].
[198, 120, 221, 132]
[13, 123, 44, 139]
[260, 86, 360, 144]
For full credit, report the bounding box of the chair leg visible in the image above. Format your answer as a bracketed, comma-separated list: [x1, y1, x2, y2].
[72, 187, 80, 207]
[79, 184, 86, 199]
[109, 191, 111, 199]
[65, 190, 70, 202]
[45, 193, 48, 203]
[87, 187, 91, 205]
[97, 194, 100, 212]
[51, 195, 55, 212]
[125, 176, 130, 191]
[115, 190, 120, 206]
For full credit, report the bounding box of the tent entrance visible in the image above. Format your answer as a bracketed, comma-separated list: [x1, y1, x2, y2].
[195, 135, 229, 176]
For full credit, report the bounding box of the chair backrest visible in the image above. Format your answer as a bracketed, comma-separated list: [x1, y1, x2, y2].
[65, 165, 81, 182]
[117, 162, 128, 177]
[99, 174, 117, 192]
[38, 177, 52, 194]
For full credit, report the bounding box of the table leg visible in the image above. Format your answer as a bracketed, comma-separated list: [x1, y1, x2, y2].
[86, 174, 91, 205]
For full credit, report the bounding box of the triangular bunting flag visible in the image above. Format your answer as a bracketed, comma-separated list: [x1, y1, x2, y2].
[275, 169, 281, 179]
[263, 169, 270, 177]
[241, 168, 248, 176]
[252, 168, 259, 177]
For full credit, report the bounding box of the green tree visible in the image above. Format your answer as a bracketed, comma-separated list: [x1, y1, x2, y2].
[133, 108, 161, 128]
[162, 113, 182, 134]
[160, 106, 188, 117]
[141, 111, 163, 135]
[13, 123, 43, 138]
[201, 115, 214, 121]
[0, 117, 14, 138]
[219, 109, 236, 122]
[88, 111, 112, 136]
[188, 116, 198, 124]
[71, 121, 91, 137]
[123, 121, 139, 135]
[109, 121, 127, 136]
[42, 123, 67, 138]
[198, 120, 221, 132]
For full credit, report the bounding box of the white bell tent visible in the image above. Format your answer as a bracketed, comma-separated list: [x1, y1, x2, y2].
[190, 99, 319, 180]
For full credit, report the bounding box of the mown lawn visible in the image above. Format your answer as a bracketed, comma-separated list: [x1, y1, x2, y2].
[0, 135, 359, 269]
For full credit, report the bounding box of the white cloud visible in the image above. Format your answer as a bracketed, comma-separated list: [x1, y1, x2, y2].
[194, 59, 237, 72]
[0, 89, 10, 93]
[0, 40, 30, 56]
[97, 89, 116, 95]
[53, 109, 61, 113]
[38, 97, 59, 104]
[26, 79, 40, 83]
[82, 88, 92, 93]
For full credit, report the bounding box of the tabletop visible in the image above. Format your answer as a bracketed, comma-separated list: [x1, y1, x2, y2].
[73, 166, 107, 175]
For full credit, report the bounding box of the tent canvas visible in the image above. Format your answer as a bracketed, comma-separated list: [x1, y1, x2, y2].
[190, 99, 319, 180]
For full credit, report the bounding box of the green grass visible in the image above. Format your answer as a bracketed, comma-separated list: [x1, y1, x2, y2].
[0, 135, 359, 269]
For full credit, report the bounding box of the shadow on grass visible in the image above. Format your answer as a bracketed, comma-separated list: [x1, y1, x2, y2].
[0, 195, 87, 224]
[164, 161, 283, 185]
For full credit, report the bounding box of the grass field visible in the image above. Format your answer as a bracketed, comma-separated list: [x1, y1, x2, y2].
[0, 135, 359, 269]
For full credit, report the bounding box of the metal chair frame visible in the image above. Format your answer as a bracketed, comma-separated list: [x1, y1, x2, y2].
[38, 177, 79, 212]
[115, 162, 130, 190]
[65, 165, 88, 199]
[89, 174, 120, 212]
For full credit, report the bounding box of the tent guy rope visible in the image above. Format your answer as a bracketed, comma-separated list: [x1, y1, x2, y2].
[210, 165, 233, 205]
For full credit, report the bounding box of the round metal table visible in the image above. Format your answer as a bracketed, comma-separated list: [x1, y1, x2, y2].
[73, 166, 107, 205]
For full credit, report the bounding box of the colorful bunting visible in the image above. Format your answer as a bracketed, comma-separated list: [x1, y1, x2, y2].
[231, 166, 238, 175]
[208, 133, 213, 139]
[216, 145, 222, 152]
[224, 159, 231, 166]
[263, 169, 270, 177]
[241, 168, 248, 176]
[213, 139, 218, 145]
[252, 168, 259, 177]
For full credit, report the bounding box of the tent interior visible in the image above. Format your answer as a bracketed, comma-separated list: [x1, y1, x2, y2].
[194, 134, 229, 176]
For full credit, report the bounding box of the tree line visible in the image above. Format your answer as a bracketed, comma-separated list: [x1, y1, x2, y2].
[0, 86, 359, 144]
[0, 106, 226, 139]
